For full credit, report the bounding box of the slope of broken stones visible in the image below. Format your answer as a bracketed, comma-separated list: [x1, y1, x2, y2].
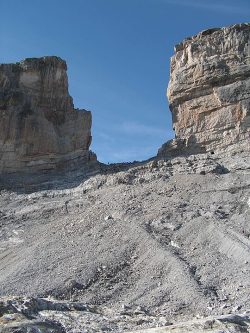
[0, 148, 249, 332]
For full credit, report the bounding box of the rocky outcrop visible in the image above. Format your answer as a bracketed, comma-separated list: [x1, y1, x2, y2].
[0, 56, 96, 174]
[1, 297, 249, 333]
[128, 314, 250, 333]
[159, 23, 250, 156]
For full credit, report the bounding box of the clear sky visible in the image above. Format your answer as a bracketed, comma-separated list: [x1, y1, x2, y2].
[1, 0, 250, 163]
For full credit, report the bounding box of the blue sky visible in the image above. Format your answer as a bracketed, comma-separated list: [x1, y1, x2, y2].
[1, 0, 250, 163]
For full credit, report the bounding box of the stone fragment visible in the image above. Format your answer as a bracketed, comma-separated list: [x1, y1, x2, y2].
[104, 215, 113, 221]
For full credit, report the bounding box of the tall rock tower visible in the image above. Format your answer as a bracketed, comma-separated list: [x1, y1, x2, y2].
[0, 56, 96, 174]
[159, 23, 250, 156]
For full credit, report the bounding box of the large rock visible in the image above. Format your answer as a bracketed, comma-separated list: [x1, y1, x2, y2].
[159, 23, 250, 156]
[127, 314, 250, 333]
[0, 56, 96, 174]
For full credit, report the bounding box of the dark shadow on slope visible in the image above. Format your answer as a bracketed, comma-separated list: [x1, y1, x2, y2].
[0, 137, 224, 194]
[0, 158, 152, 194]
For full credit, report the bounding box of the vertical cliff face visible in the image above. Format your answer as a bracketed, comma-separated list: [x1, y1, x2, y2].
[0, 56, 96, 173]
[160, 23, 250, 156]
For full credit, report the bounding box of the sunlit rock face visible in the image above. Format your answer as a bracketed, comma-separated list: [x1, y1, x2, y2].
[160, 23, 250, 156]
[0, 56, 96, 173]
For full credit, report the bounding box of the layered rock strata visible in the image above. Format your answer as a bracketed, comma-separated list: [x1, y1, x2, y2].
[0, 56, 96, 174]
[159, 23, 250, 156]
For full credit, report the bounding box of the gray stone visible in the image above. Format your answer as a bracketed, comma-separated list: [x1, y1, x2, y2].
[0, 56, 96, 174]
[159, 23, 250, 157]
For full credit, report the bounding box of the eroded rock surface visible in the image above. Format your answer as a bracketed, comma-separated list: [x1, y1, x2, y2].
[0, 56, 96, 174]
[159, 23, 250, 156]
[128, 313, 250, 333]
[0, 297, 249, 333]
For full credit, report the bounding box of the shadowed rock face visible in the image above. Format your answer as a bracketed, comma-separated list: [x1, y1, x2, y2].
[0, 56, 96, 174]
[160, 23, 250, 156]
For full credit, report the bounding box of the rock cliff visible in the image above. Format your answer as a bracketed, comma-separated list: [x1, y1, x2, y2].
[0, 56, 96, 174]
[159, 23, 250, 156]
[0, 24, 250, 333]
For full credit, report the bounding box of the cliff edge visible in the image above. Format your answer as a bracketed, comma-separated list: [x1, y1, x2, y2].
[159, 23, 250, 156]
[0, 56, 96, 174]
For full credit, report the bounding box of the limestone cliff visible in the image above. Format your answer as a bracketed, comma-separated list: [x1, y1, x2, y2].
[0, 56, 96, 174]
[159, 23, 250, 156]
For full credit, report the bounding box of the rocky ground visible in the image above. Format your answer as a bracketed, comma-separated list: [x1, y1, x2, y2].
[0, 148, 250, 332]
[0, 297, 249, 333]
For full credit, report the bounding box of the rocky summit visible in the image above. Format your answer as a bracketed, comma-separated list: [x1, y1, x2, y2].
[0, 56, 96, 175]
[0, 24, 250, 333]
